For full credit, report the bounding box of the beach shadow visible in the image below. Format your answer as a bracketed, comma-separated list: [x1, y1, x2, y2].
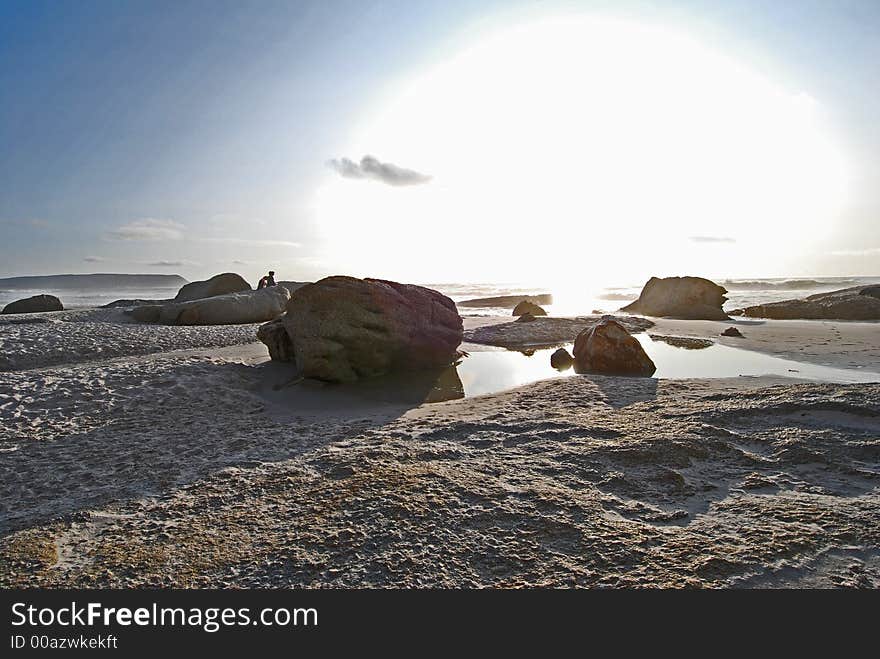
[256, 360, 464, 420]
[0, 359, 461, 535]
[579, 373, 659, 408]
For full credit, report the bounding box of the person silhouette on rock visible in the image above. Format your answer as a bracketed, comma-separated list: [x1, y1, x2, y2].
[257, 271, 277, 289]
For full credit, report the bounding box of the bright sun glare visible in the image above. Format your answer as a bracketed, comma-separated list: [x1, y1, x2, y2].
[313, 15, 849, 294]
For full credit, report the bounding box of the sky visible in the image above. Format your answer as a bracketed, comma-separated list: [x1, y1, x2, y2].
[1, 0, 879, 287]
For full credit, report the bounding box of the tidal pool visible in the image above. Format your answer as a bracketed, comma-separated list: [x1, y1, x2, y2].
[454, 334, 880, 398]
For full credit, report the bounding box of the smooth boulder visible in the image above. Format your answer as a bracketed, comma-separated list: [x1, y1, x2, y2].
[282, 276, 463, 383]
[621, 276, 728, 320]
[572, 318, 656, 376]
[2, 294, 63, 315]
[257, 317, 295, 362]
[512, 300, 547, 317]
[134, 286, 289, 325]
[174, 273, 251, 302]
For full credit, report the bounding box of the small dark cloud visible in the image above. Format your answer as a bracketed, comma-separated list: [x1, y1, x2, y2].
[689, 236, 736, 244]
[327, 155, 432, 186]
[83, 256, 105, 263]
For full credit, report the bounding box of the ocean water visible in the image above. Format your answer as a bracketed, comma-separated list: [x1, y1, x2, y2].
[433, 276, 880, 316]
[0, 286, 180, 310]
[1, 276, 878, 314]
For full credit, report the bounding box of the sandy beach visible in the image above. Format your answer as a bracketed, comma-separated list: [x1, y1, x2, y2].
[2, 308, 878, 587]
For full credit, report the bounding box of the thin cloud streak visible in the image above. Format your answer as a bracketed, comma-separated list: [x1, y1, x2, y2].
[689, 236, 736, 244]
[108, 218, 185, 241]
[199, 237, 301, 248]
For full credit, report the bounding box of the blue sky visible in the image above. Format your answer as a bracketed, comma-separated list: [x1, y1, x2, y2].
[1, 0, 879, 283]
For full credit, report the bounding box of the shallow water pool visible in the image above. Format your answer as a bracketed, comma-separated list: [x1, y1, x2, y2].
[455, 334, 880, 398]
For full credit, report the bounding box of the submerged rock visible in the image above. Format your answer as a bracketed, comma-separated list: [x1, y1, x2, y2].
[512, 300, 547, 317]
[174, 273, 251, 302]
[731, 286, 880, 320]
[2, 294, 63, 315]
[283, 276, 463, 383]
[620, 276, 728, 320]
[257, 317, 295, 362]
[721, 327, 744, 337]
[550, 348, 573, 370]
[573, 318, 656, 376]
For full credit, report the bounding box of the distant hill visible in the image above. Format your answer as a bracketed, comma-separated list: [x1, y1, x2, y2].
[0, 273, 188, 290]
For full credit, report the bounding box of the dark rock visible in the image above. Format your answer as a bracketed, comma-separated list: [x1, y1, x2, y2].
[516, 312, 537, 323]
[649, 334, 713, 349]
[721, 327, 743, 337]
[512, 300, 547, 317]
[858, 286, 880, 300]
[102, 298, 172, 308]
[550, 348, 573, 370]
[621, 276, 728, 320]
[573, 318, 656, 376]
[174, 273, 251, 302]
[130, 305, 162, 323]
[458, 293, 553, 308]
[732, 286, 880, 320]
[1, 294, 63, 315]
[257, 317, 295, 362]
[283, 276, 463, 382]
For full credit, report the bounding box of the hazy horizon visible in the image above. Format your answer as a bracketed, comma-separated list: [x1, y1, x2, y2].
[2, 1, 879, 285]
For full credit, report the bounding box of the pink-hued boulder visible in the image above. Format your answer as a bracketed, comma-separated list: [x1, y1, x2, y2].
[281, 276, 463, 382]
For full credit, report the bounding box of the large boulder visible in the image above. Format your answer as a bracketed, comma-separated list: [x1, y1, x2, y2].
[133, 286, 289, 325]
[572, 318, 656, 376]
[257, 317, 295, 362]
[512, 300, 547, 316]
[282, 276, 463, 383]
[174, 273, 251, 302]
[621, 276, 728, 320]
[2, 294, 63, 314]
[731, 285, 880, 320]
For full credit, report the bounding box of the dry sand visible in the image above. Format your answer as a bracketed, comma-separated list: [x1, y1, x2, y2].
[1, 310, 878, 587]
